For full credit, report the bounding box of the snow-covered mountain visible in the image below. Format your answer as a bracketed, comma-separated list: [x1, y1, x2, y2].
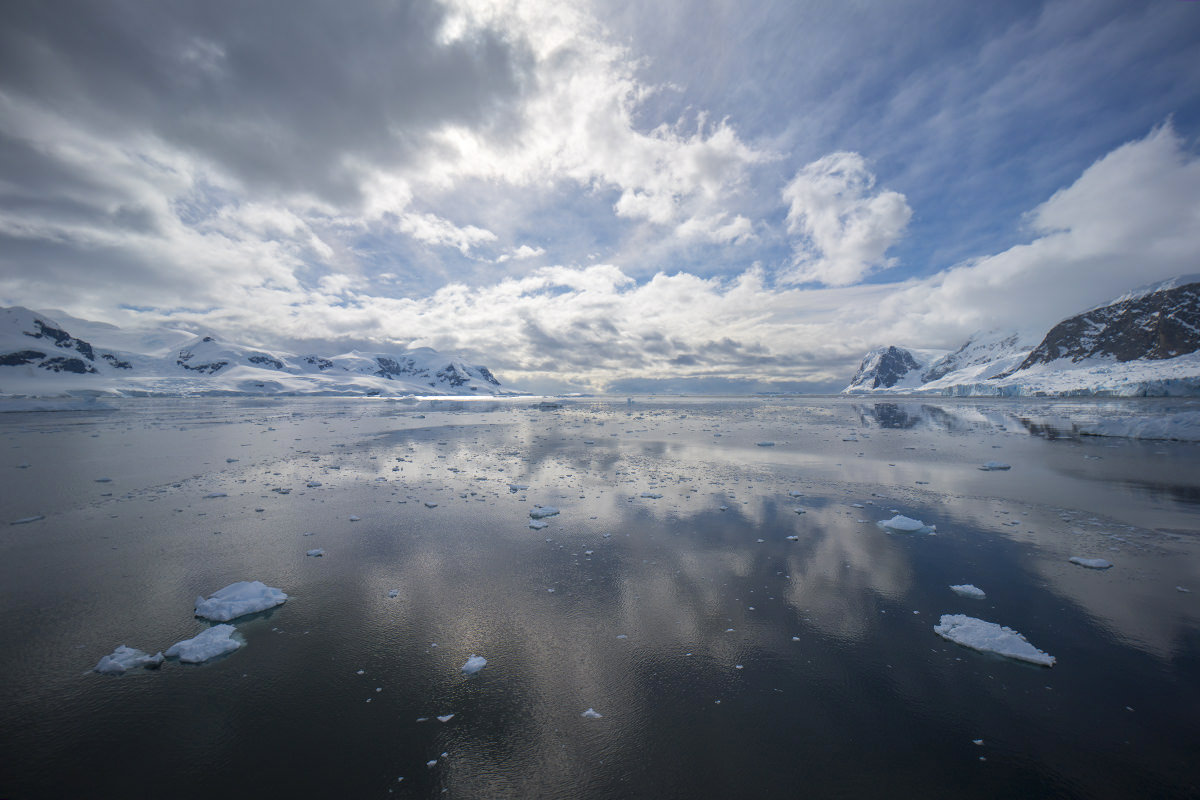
[843, 276, 1200, 396]
[0, 306, 513, 397]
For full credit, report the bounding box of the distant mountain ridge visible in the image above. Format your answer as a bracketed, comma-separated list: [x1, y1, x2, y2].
[843, 277, 1200, 396]
[0, 306, 512, 397]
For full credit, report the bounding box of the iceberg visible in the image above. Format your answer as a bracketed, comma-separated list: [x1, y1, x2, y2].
[950, 584, 987, 599]
[165, 624, 242, 663]
[193, 580, 288, 622]
[933, 614, 1055, 666]
[1069, 556, 1113, 570]
[877, 515, 935, 534]
[94, 645, 164, 675]
[461, 655, 487, 675]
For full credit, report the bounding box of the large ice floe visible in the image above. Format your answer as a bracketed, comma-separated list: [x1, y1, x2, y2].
[933, 614, 1055, 666]
[193, 580, 288, 622]
[950, 584, 987, 599]
[165, 624, 243, 663]
[877, 515, 935, 534]
[94, 646, 165, 674]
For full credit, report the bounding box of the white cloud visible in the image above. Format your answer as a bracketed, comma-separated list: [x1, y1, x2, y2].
[873, 123, 1200, 347]
[395, 212, 497, 255]
[496, 244, 546, 262]
[782, 151, 912, 286]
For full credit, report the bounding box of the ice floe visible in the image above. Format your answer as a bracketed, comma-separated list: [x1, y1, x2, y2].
[165, 624, 242, 663]
[640, 492, 663, 499]
[530, 506, 560, 519]
[94, 645, 164, 675]
[10, 515, 44, 525]
[193, 580, 288, 622]
[933, 614, 1055, 667]
[529, 520, 549, 530]
[203, 492, 228, 498]
[978, 462, 1011, 471]
[1069, 556, 1113, 570]
[306, 549, 325, 557]
[877, 515, 935, 534]
[437, 714, 454, 723]
[950, 584, 987, 599]
[461, 655, 487, 675]
[581, 708, 603, 719]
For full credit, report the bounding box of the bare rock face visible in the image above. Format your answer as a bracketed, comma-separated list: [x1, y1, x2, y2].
[846, 346, 923, 390]
[1009, 281, 1200, 372]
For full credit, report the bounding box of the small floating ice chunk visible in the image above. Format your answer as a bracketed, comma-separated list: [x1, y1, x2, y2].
[203, 492, 227, 499]
[718, 505, 729, 511]
[306, 481, 322, 488]
[94, 477, 112, 483]
[349, 514, 361, 521]
[640, 492, 663, 499]
[426, 760, 437, 768]
[756, 441, 775, 447]
[194, 580, 288, 622]
[1177, 586, 1191, 593]
[423, 502, 437, 508]
[530, 506, 560, 519]
[581, 708, 603, 719]
[10, 515, 44, 525]
[388, 589, 399, 598]
[461, 655, 487, 675]
[978, 462, 1011, 471]
[933, 614, 1055, 667]
[94, 646, 164, 674]
[437, 714, 455, 723]
[951, 584, 987, 600]
[306, 549, 325, 557]
[878, 515, 935, 534]
[785, 535, 799, 541]
[165, 624, 242, 663]
[529, 520, 549, 530]
[508, 484, 529, 492]
[1069, 556, 1113, 570]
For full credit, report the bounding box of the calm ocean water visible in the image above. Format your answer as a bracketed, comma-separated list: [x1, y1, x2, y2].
[1, 396, 1197, 798]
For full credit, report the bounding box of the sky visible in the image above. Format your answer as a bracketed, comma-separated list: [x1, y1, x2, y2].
[1, 0, 1199, 393]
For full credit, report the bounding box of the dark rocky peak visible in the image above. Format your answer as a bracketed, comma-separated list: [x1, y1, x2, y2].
[1011, 279, 1200, 372]
[849, 346, 921, 389]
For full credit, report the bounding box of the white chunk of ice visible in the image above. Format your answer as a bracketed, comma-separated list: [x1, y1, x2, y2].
[581, 708, 603, 719]
[165, 624, 242, 663]
[306, 549, 325, 557]
[933, 614, 1055, 667]
[1069, 556, 1113, 569]
[530, 506, 560, 519]
[951, 584, 987, 599]
[388, 589, 399, 598]
[756, 441, 775, 447]
[461, 655, 487, 675]
[877, 515, 935, 534]
[10, 515, 44, 525]
[194, 580, 288, 622]
[640, 492, 663, 499]
[437, 714, 454, 723]
[203, 492, 227, 498]
[94, 645, 164, 674]
[978, 462, 1011, 471]
[529, 520, 549, 530]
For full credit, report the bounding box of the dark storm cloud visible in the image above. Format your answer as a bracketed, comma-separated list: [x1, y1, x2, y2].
[0, 0, 531, 203]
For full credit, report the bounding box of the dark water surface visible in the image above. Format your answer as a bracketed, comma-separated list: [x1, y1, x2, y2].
[1, 396, 1198, 798]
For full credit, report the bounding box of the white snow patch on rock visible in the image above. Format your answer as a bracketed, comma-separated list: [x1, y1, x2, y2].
[933, 614, 1055, 667]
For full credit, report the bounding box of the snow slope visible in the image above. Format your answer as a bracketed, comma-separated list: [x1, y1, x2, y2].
[0, 306, 514, 397]
[843, 277, 1200, 397]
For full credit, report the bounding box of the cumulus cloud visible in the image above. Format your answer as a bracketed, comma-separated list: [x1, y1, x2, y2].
[782, 152, 912, 286]
[873, 123, 1200, 347]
